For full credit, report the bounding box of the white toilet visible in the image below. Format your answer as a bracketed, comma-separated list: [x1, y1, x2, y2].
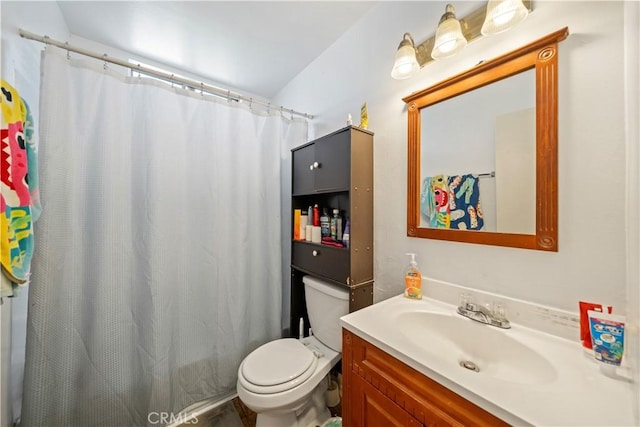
[237, 275, 349, 427]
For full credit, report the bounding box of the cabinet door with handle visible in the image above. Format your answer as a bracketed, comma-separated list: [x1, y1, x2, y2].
[314, 129, 351, 192]
[292, 143, 315, 195]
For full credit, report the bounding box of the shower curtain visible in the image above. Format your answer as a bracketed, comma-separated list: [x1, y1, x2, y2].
[21, 48, 307, 426]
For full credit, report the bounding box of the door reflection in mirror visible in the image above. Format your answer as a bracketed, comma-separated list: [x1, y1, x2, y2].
[420, 69, 535, 234]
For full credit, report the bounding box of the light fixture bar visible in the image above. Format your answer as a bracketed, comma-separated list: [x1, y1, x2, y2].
[414, 0, 532, 67]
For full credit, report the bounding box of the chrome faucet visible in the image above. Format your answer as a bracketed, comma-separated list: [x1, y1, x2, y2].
[457, 301, 511, 329]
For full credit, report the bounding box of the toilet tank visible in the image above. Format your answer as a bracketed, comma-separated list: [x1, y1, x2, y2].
[303, 276, 350, 352]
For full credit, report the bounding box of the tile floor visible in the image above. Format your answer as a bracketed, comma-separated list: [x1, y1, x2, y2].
[181, 394, 340, 427]
[232, 397, 257, 427]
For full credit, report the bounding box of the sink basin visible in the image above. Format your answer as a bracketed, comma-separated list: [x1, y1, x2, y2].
[396, 311, 557, 385]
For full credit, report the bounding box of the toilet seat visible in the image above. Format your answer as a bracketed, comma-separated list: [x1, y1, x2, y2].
[239, 339, 319, 394]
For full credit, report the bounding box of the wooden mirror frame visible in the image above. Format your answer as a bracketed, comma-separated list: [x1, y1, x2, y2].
[404, 28, 568, 251]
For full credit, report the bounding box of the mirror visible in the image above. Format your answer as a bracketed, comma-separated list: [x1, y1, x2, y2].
[404, 28, 568, 251]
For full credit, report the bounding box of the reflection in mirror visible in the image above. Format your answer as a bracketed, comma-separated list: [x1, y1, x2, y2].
[404, 28, 569, 251]
[420, 69, 536, 234]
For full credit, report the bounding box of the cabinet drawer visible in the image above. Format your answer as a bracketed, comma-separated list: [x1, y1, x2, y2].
[292, 241, 349, 285]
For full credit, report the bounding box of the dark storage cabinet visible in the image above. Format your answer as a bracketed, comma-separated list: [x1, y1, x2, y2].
[292, 130, 351, 195]
[290, 126, 374, 336]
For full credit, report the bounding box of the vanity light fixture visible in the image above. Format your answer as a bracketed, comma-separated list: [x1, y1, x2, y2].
[390, 0, 532, 80]
[431, 4, 467, 60]
[391, 33, 420, 79]
[481, 0, 529, 36]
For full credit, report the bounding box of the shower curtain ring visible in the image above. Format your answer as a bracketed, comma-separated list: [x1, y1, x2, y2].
[200, 82, 204, 96]
[170, 74, 174, 88]
[65, 42, 70, 59]
[227, 90, 231, 103]
[267, 102, 271, 114]
[102, 54, 108, 70]
[249, 98, 253, 110]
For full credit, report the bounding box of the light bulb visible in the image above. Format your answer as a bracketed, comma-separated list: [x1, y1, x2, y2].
[482, 0, 529, 36]
[431, 4, 467, 60]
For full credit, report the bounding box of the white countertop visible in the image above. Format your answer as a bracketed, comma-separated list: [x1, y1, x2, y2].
[341, 295, 636, 426]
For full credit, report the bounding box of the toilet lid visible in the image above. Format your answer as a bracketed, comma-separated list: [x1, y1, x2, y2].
[241, 339, 316, 392]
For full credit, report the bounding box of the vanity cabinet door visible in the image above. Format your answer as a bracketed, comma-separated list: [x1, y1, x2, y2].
[350, 374, 423, 427]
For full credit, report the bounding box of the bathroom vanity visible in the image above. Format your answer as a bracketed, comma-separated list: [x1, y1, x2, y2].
[290, 126, 374, 335]
[342, 329, 507, 426]
[341, 295, 635, 426]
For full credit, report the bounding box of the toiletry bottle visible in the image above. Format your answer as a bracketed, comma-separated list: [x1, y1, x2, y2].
[313, 204, 320, 226]
[300, 212, 308, 240]
[320, 208, 330, 237]
[330, 209, 339, 239]
[342, 219, 350, 248]
[404, 253, 422, 300]
[307, 206, 313, 225]
[293, 209, 301, 240]
[335, 209, 343, 240]
[579, 301, 613, 355]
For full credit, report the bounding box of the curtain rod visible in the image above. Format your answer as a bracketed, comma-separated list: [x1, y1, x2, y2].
[19, 28, 314, 120]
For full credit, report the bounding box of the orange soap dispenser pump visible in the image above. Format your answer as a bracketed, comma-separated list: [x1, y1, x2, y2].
[404, 253, 422, 300]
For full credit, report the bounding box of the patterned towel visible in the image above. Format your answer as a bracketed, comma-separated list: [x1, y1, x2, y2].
[421, 173, 483, 230]
[448, 174, 484, 230]
[1, 79, 40, 294]
[421, 174, 450, 228]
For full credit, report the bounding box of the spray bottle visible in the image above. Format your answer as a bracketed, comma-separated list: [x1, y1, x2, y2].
[404, 253, 422, 300]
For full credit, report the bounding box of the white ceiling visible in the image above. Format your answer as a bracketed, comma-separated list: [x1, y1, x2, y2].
[56, 1, 377, 99]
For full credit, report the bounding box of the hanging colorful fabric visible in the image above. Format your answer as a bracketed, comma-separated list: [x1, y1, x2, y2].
[1, 79, 40, 291]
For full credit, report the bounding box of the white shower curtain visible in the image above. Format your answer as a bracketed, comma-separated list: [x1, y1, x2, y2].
[21, 48, 307, 426]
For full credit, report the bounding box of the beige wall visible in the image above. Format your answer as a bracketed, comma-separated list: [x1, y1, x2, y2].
[273, 2, 638, 420]
[274, 0, 628, 314]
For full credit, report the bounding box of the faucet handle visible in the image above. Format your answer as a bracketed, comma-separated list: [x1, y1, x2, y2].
[485, 301, 506, 321]
[493, 303, 506, 321]
[458, 292, 473, 309]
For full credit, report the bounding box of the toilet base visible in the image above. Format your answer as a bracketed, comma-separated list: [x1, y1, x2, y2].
[255, 375, 331, 427]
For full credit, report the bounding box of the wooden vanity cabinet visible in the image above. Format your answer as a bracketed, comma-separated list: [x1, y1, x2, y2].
[342, 330, 509, 427]
[290, 126, 374, 336]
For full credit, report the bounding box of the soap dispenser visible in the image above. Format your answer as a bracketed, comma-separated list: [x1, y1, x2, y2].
[404, 253, 422, 300]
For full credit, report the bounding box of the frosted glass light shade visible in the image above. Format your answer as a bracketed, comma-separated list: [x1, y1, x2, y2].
[481, 0, 529, 36]
[431, 4, 467, 60]
[391, 33, 420, 80]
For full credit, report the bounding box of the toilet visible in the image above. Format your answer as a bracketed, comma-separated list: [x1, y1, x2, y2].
[237, 275, 349, 427]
